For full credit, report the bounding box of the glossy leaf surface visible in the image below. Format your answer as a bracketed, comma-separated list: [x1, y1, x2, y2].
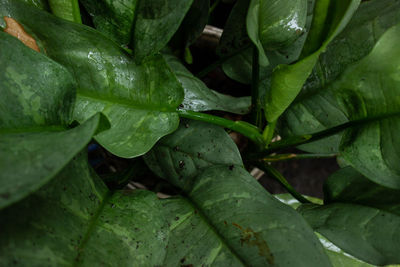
[164, 54, 251, 114]
[265, 0, 360, 122]
[0, 32, 104, 209]
[246, 0, 307, 66]
[145, 120, 331, 266]
[0, 0, 185, 158]
[0, 153, 169, 266]
[280, 0, 400, 153]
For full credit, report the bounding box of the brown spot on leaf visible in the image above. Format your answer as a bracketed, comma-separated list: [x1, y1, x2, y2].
[232, 223, 274, 264]
[3, 17, 40, 52]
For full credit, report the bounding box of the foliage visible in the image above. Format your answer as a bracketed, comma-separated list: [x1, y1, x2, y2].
[1, 0, 400, 266]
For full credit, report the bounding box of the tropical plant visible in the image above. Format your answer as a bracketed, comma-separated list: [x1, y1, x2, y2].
[1, 0, 399, 266]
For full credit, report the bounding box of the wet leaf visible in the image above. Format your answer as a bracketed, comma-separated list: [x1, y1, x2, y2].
[164, 54, 251, 114]
[145, 120, 331, 266]
[0, 0, 185, 158]
[0, 32, 106, 209]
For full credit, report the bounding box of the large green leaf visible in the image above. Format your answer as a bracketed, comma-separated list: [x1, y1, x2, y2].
[298, 166, 400, 265]
[20, 0, 49, 10]
[0, 32, 105, 209]
[275, 194, 373, 267]
[160, 197, 244, 266]
[164, 54, 251, 114]
[246, 0, 308, 66]
[0, 0, 185, 158]
[324, 167, 400, 215]
[0, 152, 169, 266]
[265, 0, 360, 122]
[132, 0, 193, 62]
[79, 0, 137, 44]
[145, 120, 331, 266]
[282, 21, 400, 188]
[299, 202, 400, 265]
[48, 0, 82, 23]
[280, 0, 400, 153]
[220, 0, 314, 86]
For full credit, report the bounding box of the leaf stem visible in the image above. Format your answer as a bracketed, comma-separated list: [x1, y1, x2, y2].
[177, 109, 265, 147]
[265, 112, 400, 153]
[258, 153, 337, 162]
[256, 163, 312, 204]
[195, 44, 251, 78]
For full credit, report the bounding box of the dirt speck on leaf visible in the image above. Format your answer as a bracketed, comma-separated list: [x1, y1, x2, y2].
[232, 223, 274, 264]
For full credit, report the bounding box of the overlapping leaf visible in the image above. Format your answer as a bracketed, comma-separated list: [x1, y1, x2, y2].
[145, 120, 331, 266]
[280, 16, 400, 188]
[0, 152, 169, 266]
[0, 0, 185, 158]
[246, 0, 308, 66]
[0, 32, 105, 209]
[275, 194, 373, 267]
[164, 54, 251, 114]
[265, 0, 360, 122]
[280, 0, 400, 153]
[299, 167, 400, 265]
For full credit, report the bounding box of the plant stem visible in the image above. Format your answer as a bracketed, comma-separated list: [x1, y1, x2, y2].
[251, 46, 263, 128]
[196, 44, 251, 78]
[256, 163, 312, 204]
[265, 112, 400, 153]
[259, 153, 337, 162]
[177, 109, 265, 147]
[262, 120, 277, 147]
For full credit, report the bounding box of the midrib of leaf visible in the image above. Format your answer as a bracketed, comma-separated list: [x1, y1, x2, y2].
[73, 191, 112, 266]
[77, 91, 176, 112]
[176, 194, 247, 266]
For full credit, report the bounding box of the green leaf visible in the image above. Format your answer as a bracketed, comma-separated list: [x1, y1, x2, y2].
[145, 120, 332, 266]
[280, 0, 400, 153]
[0, 152, 169, 266]
[164, 54, 251, 114]
[324, 167, 400, 217]
[0, 0, 185, 158]
[170, 0, 210, 49]
[220, 0, 314, 85]
[79, 0, 137, 44]
[132, 0, 194, 62]
[160, 197, 244, 266]
[265, 0, 360, 122]
[246, 0, 308, 66]
[274, 194, 374, 267]
[299, 203, 400, 265]
[48, 0, 82, 23]
[20, 0, 49, 10]
[0, 32, 105, 209]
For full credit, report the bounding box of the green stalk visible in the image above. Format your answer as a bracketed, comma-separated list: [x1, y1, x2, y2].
[262, 120, 277, 147]
[177, 110, 265, 147]
[256, 164, 312, 204]
[196, 44, 251, 78]
[265, 112, 400, 153]
[48, 0, 82, 23]
[259, 153, 337, 162]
